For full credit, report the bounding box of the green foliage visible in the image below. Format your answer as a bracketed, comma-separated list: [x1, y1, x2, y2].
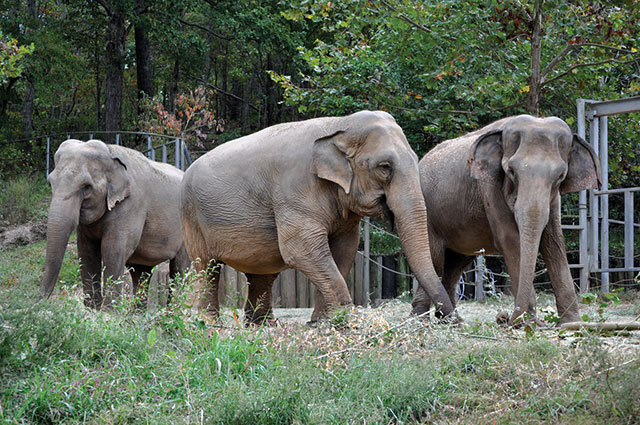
[0, 30, 34, 85]
[0, 174, 50, 225]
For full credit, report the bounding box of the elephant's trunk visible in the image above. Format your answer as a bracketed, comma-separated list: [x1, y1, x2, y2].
[387, 174, 455, 318]
[510, 189, 551, 324]
[41, 195, 81, 299]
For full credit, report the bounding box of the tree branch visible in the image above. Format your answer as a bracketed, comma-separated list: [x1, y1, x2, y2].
[541, 55, 640, 86]
[177, 17, 234, 41]
[188, 74, 260, 112]
[541, 43, 574, 77]
[379, 0, 432, 33]
[542, 42, 638, 78]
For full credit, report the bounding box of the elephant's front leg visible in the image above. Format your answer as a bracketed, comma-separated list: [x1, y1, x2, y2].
[311, 222, 361, 321]
[100, 238, 133, 310]
[77, 232, 103, 309]
[540, 198, 580, 324]
[278, 221, 352, 321]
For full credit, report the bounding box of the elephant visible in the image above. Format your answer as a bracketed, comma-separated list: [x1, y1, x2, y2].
[41, 139, 190, 309]
[411, 115, 600, 325]
[181, 110, 455, 324]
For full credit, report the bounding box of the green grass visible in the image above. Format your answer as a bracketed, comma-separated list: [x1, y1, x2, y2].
[1, 228, 639, 423]
[0, 174, 50, 226]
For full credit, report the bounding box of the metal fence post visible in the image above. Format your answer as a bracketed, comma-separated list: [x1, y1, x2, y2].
[588, 117, 599, 281]
[162, 144, 167, 163]
[46, 136, 50, 178]
[115, 133, 120, 145]
[577, 99, 589, 293]
[624, 191, 635, 269]
[363, 217, 370, 306]
[600, 116, 609, 293]
[175, 139, 180, 168]
[147, 135, 152, 159]
[475, 255, 486, 301]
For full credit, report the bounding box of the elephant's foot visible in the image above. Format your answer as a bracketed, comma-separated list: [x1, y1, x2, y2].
[83, 294, 103, 311]
[435, 309, 463, 325]
[503, 310, 543, 328]
[411, 303, 431, 319]
[244, 308, 275, 326]
[557, 311, 581, 326]
[496, 310, 510, 325]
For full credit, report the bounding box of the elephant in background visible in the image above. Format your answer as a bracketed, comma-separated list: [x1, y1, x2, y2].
[181, 110, 455, 324]
[412, 115, 600, 325]
[41, 139, 190, 309]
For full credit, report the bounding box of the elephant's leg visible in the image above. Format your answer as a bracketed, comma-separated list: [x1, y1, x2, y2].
[129, 264, 153, 311]
[540, 198, 580, 324]
[244, 273, 278, 325]
[77, 231, 102, 309]
[277, 221, 351, 320]
[439, 250, 474, 313]
[167, 245, 190, 305]
[311, 222, 361, 321]
[411, 237, 445, 317]
[194, 259, 222, 317]
[100, 238, 133, 310]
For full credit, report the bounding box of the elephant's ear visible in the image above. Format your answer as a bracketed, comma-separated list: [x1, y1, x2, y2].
[468, 130, 504, 184]
[311, 130, 353, 194]
[560, 134, 602, 194]
[106, 155, 131, 210]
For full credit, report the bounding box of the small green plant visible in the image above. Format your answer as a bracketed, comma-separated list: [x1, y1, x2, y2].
[580, 290, 621, 322]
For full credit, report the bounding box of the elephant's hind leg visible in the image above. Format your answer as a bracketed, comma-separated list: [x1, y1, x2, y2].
[244, 273, 278, 325]
[167, 245, 190, 305]
[437, 250, 474, 318]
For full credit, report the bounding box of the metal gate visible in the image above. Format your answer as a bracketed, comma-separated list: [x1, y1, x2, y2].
[571, 96, 640, 293]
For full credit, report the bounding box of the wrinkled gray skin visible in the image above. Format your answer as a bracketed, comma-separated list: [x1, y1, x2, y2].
[412, 115, 601, 325]
[41, 139, 190, 309]
[181, 110, 454, 323]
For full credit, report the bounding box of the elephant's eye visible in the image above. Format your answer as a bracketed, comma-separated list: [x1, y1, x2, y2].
[82, 184, 92, 192]
[378, 161, 392, 171]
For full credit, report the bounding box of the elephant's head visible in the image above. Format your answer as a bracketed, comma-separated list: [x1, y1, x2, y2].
[468, 115, 601, 322]
[312, 110, 455, 318]
[41, 139, 130, 299]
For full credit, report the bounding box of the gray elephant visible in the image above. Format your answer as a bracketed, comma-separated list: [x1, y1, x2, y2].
[412, 115, 600, 325]
[41, 139, 190, 309]
[181, 110, 455, 323]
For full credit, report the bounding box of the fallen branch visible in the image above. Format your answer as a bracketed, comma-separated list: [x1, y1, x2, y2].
[560, 321, 640, 331]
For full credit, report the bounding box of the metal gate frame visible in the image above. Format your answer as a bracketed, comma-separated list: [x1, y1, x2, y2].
[573, 96, 640, 293]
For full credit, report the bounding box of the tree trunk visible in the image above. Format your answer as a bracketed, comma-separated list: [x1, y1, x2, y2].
[168, 59, 180, 113]
[134, 0, 154, 106]
[95, 33, 101, 128]
[526, 0, 544, 116]
[241, 63, 256, 133]
[22, 77, 35, 137]
[103, 4, 127, 137]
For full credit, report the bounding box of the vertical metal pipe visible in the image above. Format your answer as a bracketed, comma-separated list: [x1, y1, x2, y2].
[147, 135, 152, 159]
[89, 133, 93, 139]
[46, 136, 50, 178]
[600, 117, 609, 293]
[624, 191, 634, 269]
[363, 217, 370, 306]
[588, 117, 599, 275]
[577, 99, 589, 292]
[162, 144, 167, 163]
[474, 256, 486, 301]
[175, 139, 180, 168]
[115, 133, 120, 145]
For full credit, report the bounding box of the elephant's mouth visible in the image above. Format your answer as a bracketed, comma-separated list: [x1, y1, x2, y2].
[377, 195, 395, 231]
